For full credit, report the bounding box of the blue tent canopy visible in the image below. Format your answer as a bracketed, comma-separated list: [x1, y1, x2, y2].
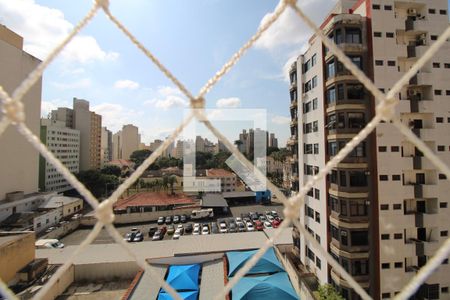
[226, 248, 285, 277]
[157, 290, 199, 300]
[164, 264, 200, 291]
[231, 272, 299, 300]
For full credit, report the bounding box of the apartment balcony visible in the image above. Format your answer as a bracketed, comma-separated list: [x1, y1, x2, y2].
[330, 211, 369, 226]
[290, 100, 298, 109]
[409, 72, 433, 87]
[329, 154, 368, 165]
[290, 119, 298, 127]
[330, 268, 370, 290]
[290, 80, 297, 90]
[406, 239, 440, 258]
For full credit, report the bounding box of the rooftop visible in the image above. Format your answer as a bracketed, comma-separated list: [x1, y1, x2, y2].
[206, 168, 235, 177]
[0, 232, 32, 248]
[222, 191, 256, 198]
[202, 194, 228, 208]
[40, 195, 82, 209]
[114, 192, 196, 211]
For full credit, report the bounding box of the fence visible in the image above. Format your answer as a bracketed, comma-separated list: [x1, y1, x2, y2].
[1, 0, 450, 299]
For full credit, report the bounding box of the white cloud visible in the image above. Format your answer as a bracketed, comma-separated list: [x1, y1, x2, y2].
[144, 86, 188, 110]
[271, 115, 290, 125]
[0, 0, 119, 64]
[216, 97, 241, 108]
[52, 78, 92, 90]
[255, 0, 337, 51]
[91, 103, 142, 133]
[114, 79, 140, 90]
[40, 98, 70, 117]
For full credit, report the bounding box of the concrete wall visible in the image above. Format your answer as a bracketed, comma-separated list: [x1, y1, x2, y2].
[0, 232, 35, 284]
[40, 219, 80, 240]
[81, 207, 198, 226]
[34, 208, 63, 233]
[149, 253, 223, 265]
[62, 199, 83, 217]
[74, 261, 139, 281]
[40, 265, 74, 300]
[0, 26, 41, 200]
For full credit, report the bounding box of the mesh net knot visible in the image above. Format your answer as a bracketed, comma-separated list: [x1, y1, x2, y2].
[376, 97, 398, 122]
[190, 97, 205, 109]
[95, 0, 110, 10]
[2, 100, 25, 124]
[95, 200, 115, 225]
[283, 198, 300, 220]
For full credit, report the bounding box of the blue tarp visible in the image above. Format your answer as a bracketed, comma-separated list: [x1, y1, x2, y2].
[165, 264, 200, 291]
[231, 272, 299, 300]
[226, 248, 285, 276]
[157, 290, 199, 300]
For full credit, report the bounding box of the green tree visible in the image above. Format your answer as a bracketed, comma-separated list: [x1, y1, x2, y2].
[168, 175, 177, 195]
[267, 146, 280, 156]
[101, 165, 121, 177]
[130, 149, 152, 168]
[271, 148, 290, 162]
[162, 175, 169, 191]
[76, 170, 119, 198]
[318, 284, 345, 300]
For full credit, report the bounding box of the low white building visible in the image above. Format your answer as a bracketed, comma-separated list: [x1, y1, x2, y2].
[0, 191, 57, 223]
[206, 169, 237, 193]
[39, 195, 83, 218]
[33, 208, 63, 233]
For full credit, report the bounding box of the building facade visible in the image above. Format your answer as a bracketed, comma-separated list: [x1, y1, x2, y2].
[0, 25, 42, 200]
[51, 98, 102, 171]
[288, 0, 450, 299]
[112, 124, 140, 160]
[39, 119, 80, 193]
[101, 127, 112, 167]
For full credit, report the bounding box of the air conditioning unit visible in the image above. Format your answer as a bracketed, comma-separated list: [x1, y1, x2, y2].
[407, 8, 417, 16]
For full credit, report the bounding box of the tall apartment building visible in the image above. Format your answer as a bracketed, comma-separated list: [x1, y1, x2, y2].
[288, 1, 450, 299]
[51, 98, 102, 171]
[101, 127, 112, 167]
[0, 25, 42, 200]
[269, 133, 279, 148]
[112, 124, 140, 160]
[39, 119, 80, 192]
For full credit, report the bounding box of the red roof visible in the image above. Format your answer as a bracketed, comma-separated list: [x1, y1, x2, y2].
[114, 192, 195, 211]
[206, 168, 234, 177]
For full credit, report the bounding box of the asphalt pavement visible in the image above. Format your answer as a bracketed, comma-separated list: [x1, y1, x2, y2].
[60, 204, 284, 246]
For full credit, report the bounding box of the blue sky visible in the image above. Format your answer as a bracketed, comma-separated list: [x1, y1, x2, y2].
[0, 0, 341, 146]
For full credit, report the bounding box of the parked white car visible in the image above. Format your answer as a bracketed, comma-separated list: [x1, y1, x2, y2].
[219, 222, 228, 233]
[246, 222, 255, 232]
[35, 239, 64, 249]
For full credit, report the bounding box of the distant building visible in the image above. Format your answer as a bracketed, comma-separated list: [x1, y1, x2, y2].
[195, 136, 205, 152]
[39, 119, 80, 193]
[174, 140, 184, 159]
[149, 139, 163, 152]
[0, 25, 42, 200]
[206, 169, 237, 193]
[51, 98, 102, 171]
[113, 192, 196, 213]
[39, 195, 83, 218]
[101, 127, 112, 167]
[266, 156, 283, 175]
[112, 124, 140, 160]
[269, 133, 278, 148]
[0, 191, 56, 223]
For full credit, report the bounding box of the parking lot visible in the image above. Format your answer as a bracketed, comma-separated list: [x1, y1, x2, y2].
[61, 204, 284, 246]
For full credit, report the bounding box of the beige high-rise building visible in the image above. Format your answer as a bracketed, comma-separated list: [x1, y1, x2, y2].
[39, 119, 80, 192]
[51, 98, 102, 171]
[174, 140, 184, 159]
[101, 127, 112, 167]
[0, 25, 41, 200]
[288, 1, 450, 299]
[112, 124, 140, 160]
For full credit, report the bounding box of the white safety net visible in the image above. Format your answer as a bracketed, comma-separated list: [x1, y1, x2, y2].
[0, 0, 449, 299]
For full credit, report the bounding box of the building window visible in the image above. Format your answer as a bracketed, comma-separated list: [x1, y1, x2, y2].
[381, 263, 390, 269]
[435, 90, 442, 96]
[314, 188, 320, 200]
[392, 175, 401, 181]
[379, 175, 388, 181]
[387, 60, 396, 66]
[394, 233, 403, 239]
[311, 54, 317, 66]
[381, 234, 390, 240]
[442, 287, 449, 294]
[315, 211, 320, 223]
[433, 62, 440, 68]
[375, 60, 384, 66]
[312, 98, 318, 110]
[347, 84, 364, 99]
[382, 293, 391, 299]
[349, 171, 367, 186]
[438, 145, 445, 151]
[445, 64, 450, 69]
[429, 9, 436, 14]
[431, 35, 438, 41]
[374, 32, 382, 37]
[384, 5, 392, 10]
[440, 9, 447, 15]
[391, 146, 399, 152]
[447, 90, 450, 96]
[351, 231, 368, 246]
[316, 257, 321, 269]
[316, 234, 321, 243]
[312, 76, 318, 88]
[440, 202, 448, 208]
[372, 4, 380, 9]
[439, 174, 447, 180]
[313, 143, 319, 154]
[379, 146, 387, 152]
[436, 117, 444, 123]
[380, 204, 389, 210]
[386, 32, 394, 38]
[346, 28, 361, 44]
[394, 262, 403, 268]
[441, 231, 448, 237]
